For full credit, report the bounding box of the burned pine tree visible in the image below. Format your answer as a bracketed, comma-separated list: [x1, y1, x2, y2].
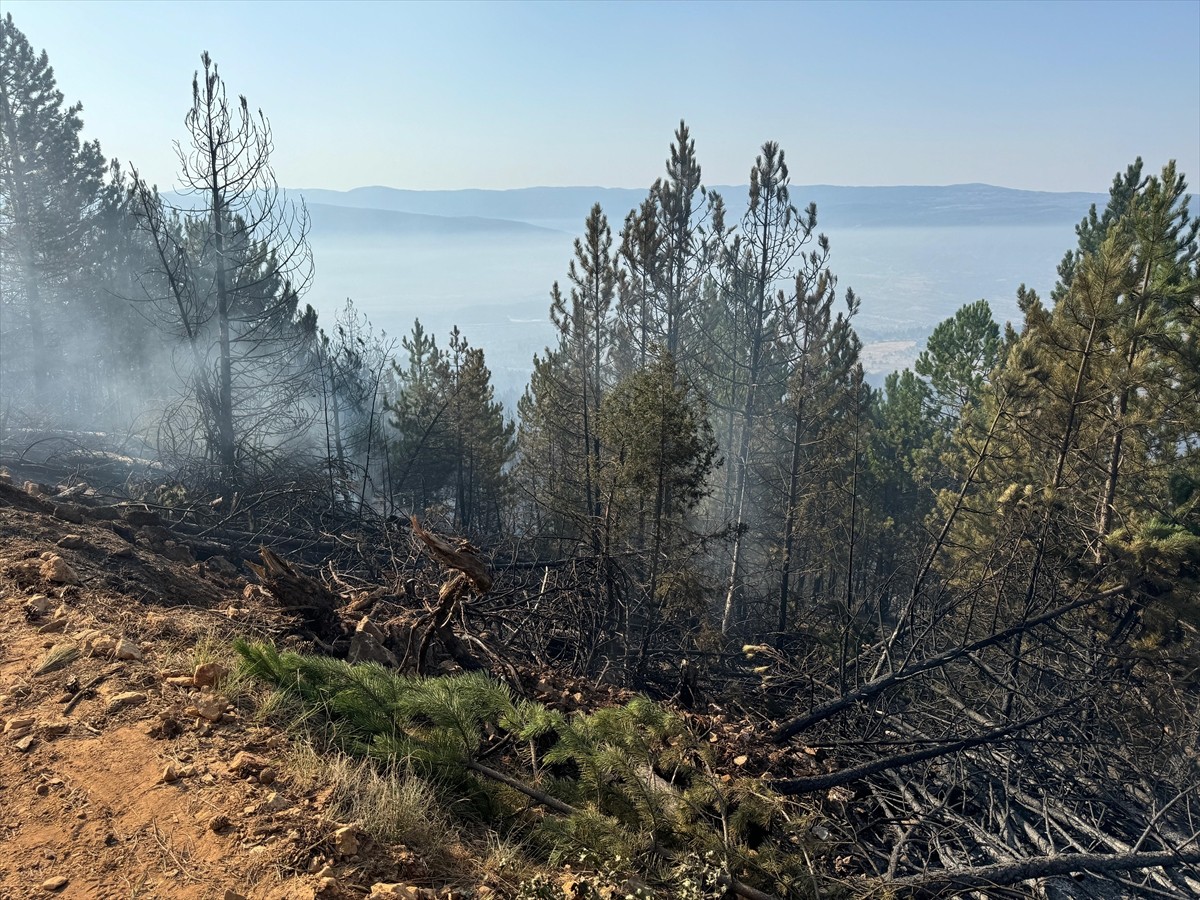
[130, 52, 315, 489]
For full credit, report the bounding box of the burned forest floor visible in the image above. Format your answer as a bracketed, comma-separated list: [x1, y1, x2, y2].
[3, 459, 1198, 900]
[0, 468, 828, 900]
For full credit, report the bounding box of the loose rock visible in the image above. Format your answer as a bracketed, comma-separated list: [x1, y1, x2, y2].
[107, 691, 147, 712]
[41, 875, 69, 891]
[185, 695, 226, 722]
[368, 885, 429, 900]
[25, 594, 53, 616]
[114, 638, 143, 661]
[332, 824, 362, 858]
[228, 750, 271, 777]
[90, 634, 118, 657]
[4, 716, 35, 735]
[41, 720, 70, 738]
[263, 791, 292, 812]
[53, 504, 86, 525]
[39, 556, 80, 585]
[193, 661, 228, 688]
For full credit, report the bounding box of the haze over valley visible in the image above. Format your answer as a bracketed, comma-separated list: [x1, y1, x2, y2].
[298, 182, 1106, 403]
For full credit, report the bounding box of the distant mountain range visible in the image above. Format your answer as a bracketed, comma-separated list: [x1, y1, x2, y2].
[304, 202, 563, 238]
[294, 183, 1112, 233]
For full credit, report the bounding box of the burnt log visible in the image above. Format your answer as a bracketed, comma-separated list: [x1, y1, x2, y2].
[247, 547, 344, 643]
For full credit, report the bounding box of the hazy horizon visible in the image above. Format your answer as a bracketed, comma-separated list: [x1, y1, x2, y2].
[5, 0, 1196, 195]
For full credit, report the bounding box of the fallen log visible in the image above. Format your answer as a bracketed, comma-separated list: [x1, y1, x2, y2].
[883, 848, 1200, 898]
[771, 585, 1127, 743]
[410, 515, 492, 592]
[247, 547, 343, 642]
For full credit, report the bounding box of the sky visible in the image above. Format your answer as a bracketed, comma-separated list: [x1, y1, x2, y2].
[3, 0, 1198, 194]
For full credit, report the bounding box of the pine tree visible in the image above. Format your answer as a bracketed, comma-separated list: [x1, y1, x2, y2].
[599, 354, 717, 664]
[769, 266, 864, 638]
[0, 13, 112, 413]
[613, 196, 661, 377]
[641, 121, 725, 373]
[516, 206, 619, 551]
[913, 298, 1001, 425]
[132, 52, 314, 485]
[716, 142, 814, 632]
[443, 327, 516, 534]
[386, 319, 453, 515]
[387, 322, 514, 533]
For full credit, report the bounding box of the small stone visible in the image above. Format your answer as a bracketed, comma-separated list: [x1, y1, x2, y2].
[165, 675, 195, 686]
[5, 716, 35, 734]
[138, 525, 171, 545]
[122, 507, 161, 527]
[114, 638, 143, 661]
[15, 734, 35, 752]
[41, 720, 70, 738]
[161, 764, 180, 784]
[207, 556, 239, 577]
[149, 712, 184, 739]
[39, 556, 80, 585]
[185, 696, 226, 722]
[53, 504, 86, 524]
[369, 888, 427, 900]
[209, 814, 231, 833]
[257, 766, 277, 785]
[90, 635, 118, 657]
[41, 875, 69, 891]
[332, 824, 362, 858]
[369, 885, 424, 900]
[263, 791, 291, 812]
[107, 691, 147, 712]
[193, 661, 228, 688]
[25, 595, 53, 616]
[56, 534, 87, 550]
[228, 751, 271, 776]
[733, 754, 749, 766]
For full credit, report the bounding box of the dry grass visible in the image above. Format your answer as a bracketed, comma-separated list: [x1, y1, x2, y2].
[285, 742, 464, 874]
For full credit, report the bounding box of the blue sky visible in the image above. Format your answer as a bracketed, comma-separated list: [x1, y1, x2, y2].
[5, 0, 1198, 193]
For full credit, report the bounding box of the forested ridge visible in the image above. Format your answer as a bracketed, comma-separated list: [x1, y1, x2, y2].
[3, 14, 1199, 898]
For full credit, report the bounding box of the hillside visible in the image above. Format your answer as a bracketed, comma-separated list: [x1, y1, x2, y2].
[0, 469, 812, 900]
[3, 444, 1199, 900]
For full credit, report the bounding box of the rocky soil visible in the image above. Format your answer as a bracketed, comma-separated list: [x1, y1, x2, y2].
[0, 476, 466, 900]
